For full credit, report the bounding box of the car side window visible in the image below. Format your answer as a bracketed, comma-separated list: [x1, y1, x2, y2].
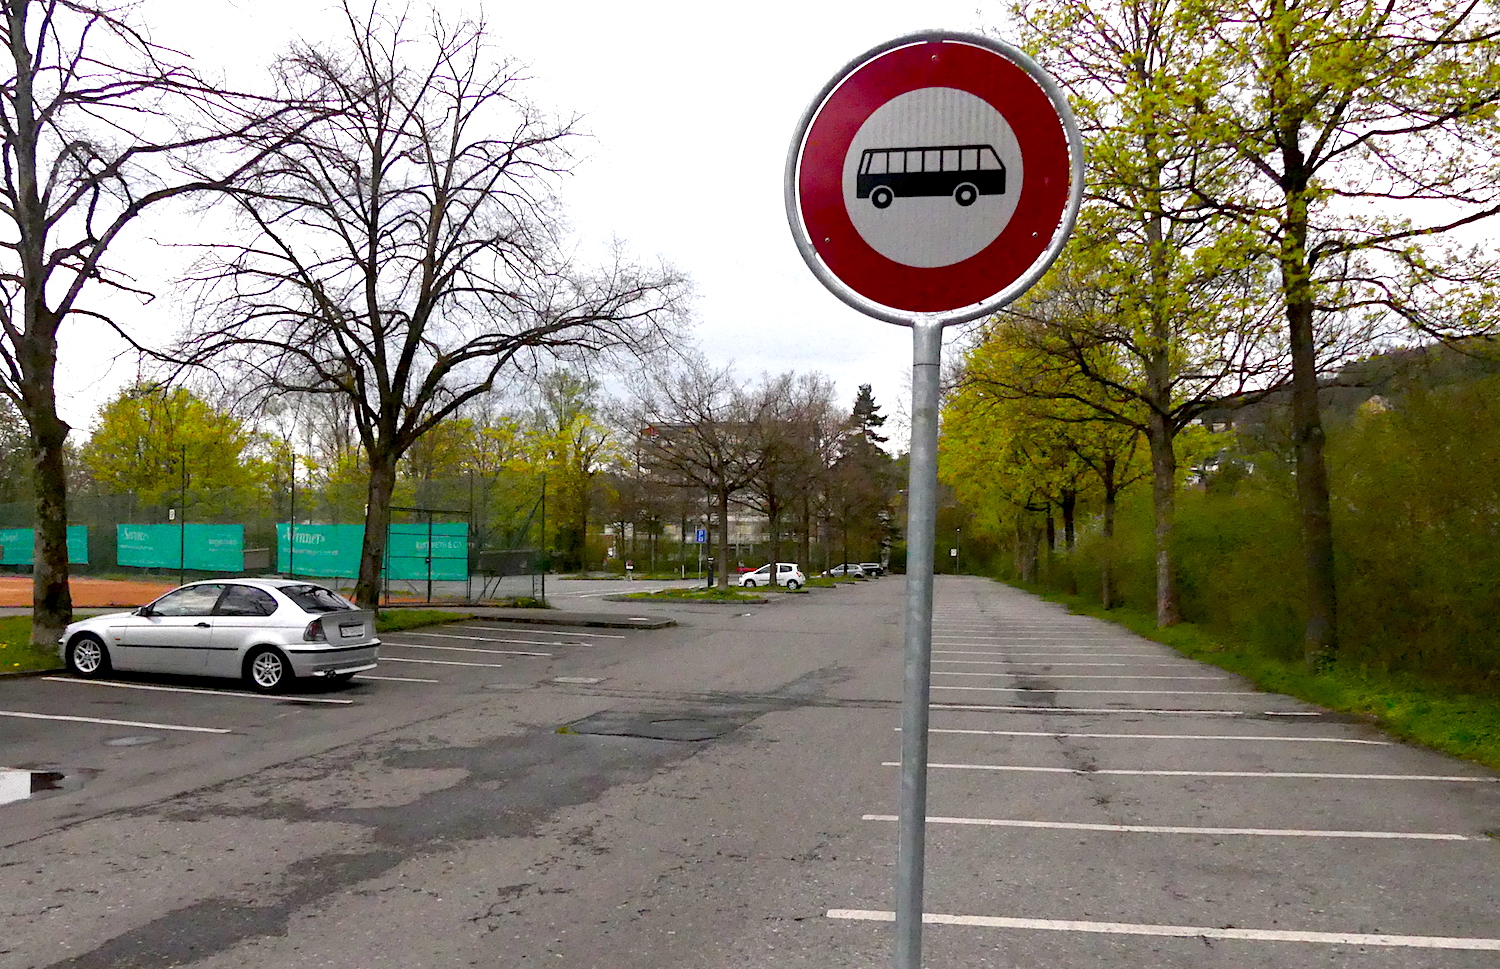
[150, 584, 226, 617]
[216, 586, 278, 617]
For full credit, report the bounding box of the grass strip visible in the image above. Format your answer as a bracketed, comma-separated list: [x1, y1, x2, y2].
[1013, 582, 1500, 771]
[0, 617, 61, 674]
[375, 609, 473, 634]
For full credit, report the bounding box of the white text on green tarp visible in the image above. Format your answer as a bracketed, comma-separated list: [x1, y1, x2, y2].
[0, 527, 88, 565]
[116, 524, 245, 571]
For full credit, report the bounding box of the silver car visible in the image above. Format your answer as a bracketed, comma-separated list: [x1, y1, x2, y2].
[58, 578, 380, 693]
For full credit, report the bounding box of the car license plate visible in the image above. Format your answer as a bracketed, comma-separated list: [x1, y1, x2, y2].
[339, 622, 365, 639]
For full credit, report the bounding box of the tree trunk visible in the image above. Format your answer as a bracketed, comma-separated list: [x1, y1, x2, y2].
[25, 365, 72, 646]
[1061, 489, 1077, 550]
[1147, 414, 1180, 626]
[1101, 457, 1118, 610]
[716, 486, 731, 591]
[1286, 244, 1338, 668]
[354, 448, 398, 608]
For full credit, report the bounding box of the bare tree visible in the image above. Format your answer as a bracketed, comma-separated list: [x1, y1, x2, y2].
[736, 371, 835, 584]
[0, 0, 317, 644]
[631, 354, 769, 591]
[184, 2, 686, 607]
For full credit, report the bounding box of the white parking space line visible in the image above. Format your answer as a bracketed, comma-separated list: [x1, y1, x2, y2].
[394, 632, 567, 649]
[0, 709, 233, 734]
[933, 703, 1314, 716]
[451, 625, 625, 639]
[355, 673, 442, 683]
[1, 770, 30, 806]
[934, 672, 1227, 680]
[932, 686, 1250, 695]
[383, 641, 550, 657]
[825, 910, 1500, 950]
[861, 814, 1472, 840]
[936, 661, 1189, 667]
[936, 651, 1158, 658]
[42, 678, 355, 704]
[915, 728, 1389, 744]
[380, 656, 506, 669]
[885, 762, 1500, 782]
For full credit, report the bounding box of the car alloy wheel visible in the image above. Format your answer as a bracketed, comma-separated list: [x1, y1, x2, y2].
[67, 634, 109, 678]
[246, 646, 293, 694]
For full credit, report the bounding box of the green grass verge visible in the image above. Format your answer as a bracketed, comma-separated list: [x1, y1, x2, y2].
[0, 617, 61, 673]
[1016, 582, 1500, 771]
[375, 609, 473, 633]
[616, 587, 765, 602]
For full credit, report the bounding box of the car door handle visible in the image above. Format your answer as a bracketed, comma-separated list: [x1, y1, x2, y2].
[194, 622, 210, 628]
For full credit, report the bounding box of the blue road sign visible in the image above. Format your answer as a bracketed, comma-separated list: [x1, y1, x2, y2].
[695, 528, 708, 544]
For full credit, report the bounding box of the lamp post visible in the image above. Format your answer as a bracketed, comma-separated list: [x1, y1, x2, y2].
[955, 526, 961, 575]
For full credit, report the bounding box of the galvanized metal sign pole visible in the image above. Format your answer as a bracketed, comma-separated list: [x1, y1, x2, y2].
[786, 30, 1082, 969]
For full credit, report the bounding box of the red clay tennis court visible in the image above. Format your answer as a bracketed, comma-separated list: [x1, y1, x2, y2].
[0, 575, 174, 608]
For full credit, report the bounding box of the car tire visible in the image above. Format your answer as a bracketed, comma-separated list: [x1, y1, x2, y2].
[245, 646, 294, 694]
[66, 634, 110, 679]
[743, 579, 756, 588]
[787, 580, 802, 590]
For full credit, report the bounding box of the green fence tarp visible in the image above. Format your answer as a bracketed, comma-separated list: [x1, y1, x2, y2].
[385, 522, 468, 581]
[116, 524, 245, 571]
[276, 523, 364, 578]
[0, 526, 88, 565]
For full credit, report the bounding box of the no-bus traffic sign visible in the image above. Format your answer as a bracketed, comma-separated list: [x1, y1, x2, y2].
[785, 32, 1082, 324]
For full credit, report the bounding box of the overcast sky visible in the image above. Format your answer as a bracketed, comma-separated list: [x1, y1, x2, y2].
[54, 0, 1006, 445]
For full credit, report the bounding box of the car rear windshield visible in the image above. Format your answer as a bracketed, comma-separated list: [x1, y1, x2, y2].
[282, 584, 355, 613]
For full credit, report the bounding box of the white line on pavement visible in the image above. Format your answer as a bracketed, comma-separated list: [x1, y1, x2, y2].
[393, 632, 567, 649]
[932, 686, 1250, 695]
[935, 661, 1187, 667]
[931, 703, 1314, 716]
[0, 709, 232, 733]
[42, 677, 355, 704]
[379, 657, 506, 669]
[451, 625, 626, 639]
[860, 814, 1470, 840]
[913, 727, 1388, 744]
[933, 672, 1227, 680]
[936, 651, 1157, 658]
[383, 641, 550, 657]
[355, 673, 442, 683]
[825, 910, 1500, 950]
[884, 762, 1500, 782]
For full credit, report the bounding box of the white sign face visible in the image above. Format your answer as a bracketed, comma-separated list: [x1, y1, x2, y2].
[841, 87, 1024, 269]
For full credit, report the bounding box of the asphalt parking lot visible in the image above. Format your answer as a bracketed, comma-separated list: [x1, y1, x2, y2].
[0, 617, 660, 827]
[3, 577, 1499, 968]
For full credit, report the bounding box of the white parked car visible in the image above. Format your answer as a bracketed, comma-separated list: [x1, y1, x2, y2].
[737, 563, 805, 590]
[59, 578, 380, 693]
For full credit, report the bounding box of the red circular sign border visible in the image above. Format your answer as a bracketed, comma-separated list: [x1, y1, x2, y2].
[792, 36, 1075, 317]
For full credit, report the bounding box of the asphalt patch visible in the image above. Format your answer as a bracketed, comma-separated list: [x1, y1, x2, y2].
[562, 706, 758, 741]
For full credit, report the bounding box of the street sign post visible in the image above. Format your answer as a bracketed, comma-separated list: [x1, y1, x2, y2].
[786, 31, 1082, 969]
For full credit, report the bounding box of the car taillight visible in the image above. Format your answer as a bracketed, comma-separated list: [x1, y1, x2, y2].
[303, 621, 326, 642]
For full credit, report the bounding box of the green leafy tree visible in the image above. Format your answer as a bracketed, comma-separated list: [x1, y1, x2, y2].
[1012, 0, 1284, 625]
[1189, 0, 1500, 666]
[80, 385, 269, 517]
[527, 370, 615, 572]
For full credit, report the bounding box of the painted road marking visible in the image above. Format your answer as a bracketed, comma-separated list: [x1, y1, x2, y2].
[355, 673, 442, 683]
[861, 814, 1472, 840]
[0, 709, 232, 734]
[933, 672, 1227, 680]
[914, 728, 1388, 744]
[1, 770, 31, 806]
[43, 678, 355, 704]
[932, 703, 1315, 716]
[395, 632, 567, 649]
[825, 910, 1500, 950]
[383, 641, 551, 657]
[453, 625, 625, 639]
[936, 651, 1158, 658]
[885, 762, 1499, 782]
[380, 657, 506, 669]
[935, 661, 1189, 667]
[933, 686, 1250, 695]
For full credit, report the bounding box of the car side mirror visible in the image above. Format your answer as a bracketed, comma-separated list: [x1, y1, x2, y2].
[135, 605, 154, 617]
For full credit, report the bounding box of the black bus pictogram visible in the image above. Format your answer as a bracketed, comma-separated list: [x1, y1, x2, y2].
[855, 144, 1006, 209]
